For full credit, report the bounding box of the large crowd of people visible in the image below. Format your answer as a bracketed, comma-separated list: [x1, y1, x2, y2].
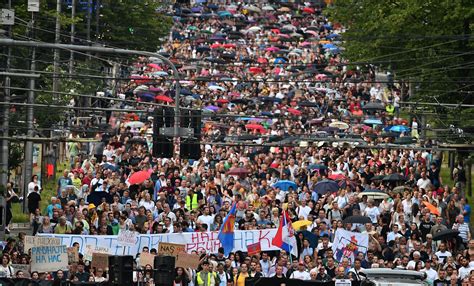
[1, 1, 473, 286]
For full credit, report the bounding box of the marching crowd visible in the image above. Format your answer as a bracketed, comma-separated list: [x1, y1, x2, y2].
[1, 1, 473, 286]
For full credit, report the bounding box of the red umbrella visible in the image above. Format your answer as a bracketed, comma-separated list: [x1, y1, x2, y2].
[249, 67, 263, 74]
[328, 173, 346, 180]
[245, 123, 266, 133]
[210, 43, 223, 49]
[287, 108, 302, 115]
[303, 7, 315, 13]
[129, 171, 150, 185]
[155, 95, 174, 103]
[257, 57, 268, 64]
[271, 28, 280, 34]
[223, 43, 236, 49]
[216, 98, 229, 104]
[148, 63, 162, 70]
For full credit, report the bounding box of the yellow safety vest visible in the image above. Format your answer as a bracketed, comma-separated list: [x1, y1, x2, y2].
[386, 104, 395, 115]
[186, 193, 199, 210]
[196, 271, 217, 286]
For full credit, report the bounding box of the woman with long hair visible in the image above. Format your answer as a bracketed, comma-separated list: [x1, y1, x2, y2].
[174, 267, 190, 286]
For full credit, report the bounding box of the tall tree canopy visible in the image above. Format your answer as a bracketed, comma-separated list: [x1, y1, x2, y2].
[327, 0, 474, 103]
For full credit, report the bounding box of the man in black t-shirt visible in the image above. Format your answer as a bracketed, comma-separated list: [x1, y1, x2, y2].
[419, 212, 434, 240]
[27, 186, 41, 214]
[433, 269, 449, 286]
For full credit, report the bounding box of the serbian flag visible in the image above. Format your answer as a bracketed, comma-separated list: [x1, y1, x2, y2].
[247, 242, 261, 256]
[218, 202, 237, 256]
[272, 210, 298, 257]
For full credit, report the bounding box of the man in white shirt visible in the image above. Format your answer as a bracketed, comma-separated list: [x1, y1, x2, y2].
[296, 200, 312, 220]
[197, 206, 215, 228]
[435, 242, 452, 263]
[416, 172, 432, 189]
[290, 262, 311, 280]
[387, 224, 403, 243]
[421, 260, 437, 283]
[458, 257, 472, 280]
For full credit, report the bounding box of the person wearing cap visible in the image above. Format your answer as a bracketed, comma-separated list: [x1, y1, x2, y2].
[289, 261, 310, 280]
[196, 261, 219, 286]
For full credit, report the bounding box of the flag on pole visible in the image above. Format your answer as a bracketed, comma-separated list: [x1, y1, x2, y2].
[272, 210, 298, 257]
[218, 202, 237, 256]
[247, 242, 261, 256]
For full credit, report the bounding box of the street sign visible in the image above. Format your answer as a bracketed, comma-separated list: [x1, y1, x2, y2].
[28, 0, 40, 12]
[0, 9, 15, 26]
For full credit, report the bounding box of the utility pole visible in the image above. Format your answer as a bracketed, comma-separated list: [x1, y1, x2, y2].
[86, 0, 91, 58]
[0, 0, 12, 189]
[23, 12, 37, 212]
[69, 0, 76, 75]
[95, 0, 100, 41]
[52, 0, 61, 99]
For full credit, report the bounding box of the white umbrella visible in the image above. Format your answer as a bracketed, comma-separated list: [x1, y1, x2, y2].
[245, 5, 261, 13]
[133, 85, 149, 93]
[262, 5, 274, 11]
[247, 26, 262, 33]
[282, 24, 297, 31]
[208, 85, 227, 92]
[125, 121, 145, 128]
[329, 121, 349, 130]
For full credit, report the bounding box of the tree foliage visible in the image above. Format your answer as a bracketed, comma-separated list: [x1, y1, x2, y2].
[327, 0, 474, 103]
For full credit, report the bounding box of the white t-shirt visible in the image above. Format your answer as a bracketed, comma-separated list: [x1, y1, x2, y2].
[297, 205, 312, 220]
[422, 268, 437, 282]
[0, 265, 14, 278]
[197, 214, 215, 227]
[459, 266, 472, 280]
[290, 270, 310, 280]
[417, 178, 431, 189]
[364, 206, 380, 223]
[434, 250, 452, 263]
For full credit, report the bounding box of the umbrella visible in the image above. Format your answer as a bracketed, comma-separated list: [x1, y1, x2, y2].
[196, 45, 211, 52]
[313, 180, 339, 195]
[371, 175, 386, 181]
[343, 215, 372, 225]
[433, 229, 460, 241]
[249, 67, 263, 74]
[87, 191, 113, 206]
[216, 98, 229, 104]
[151, 71, 169, 77]
[302, 7, 315, 13]
[273, 180, 297, 191]
[382, 173, 406, 182]
[102, 163, 119, 172]
[124, 121, 144, 128]
[307, 164, 327, 170]
[262, 5, 274, 11]
[245, 5, 261, 13]
[423, 201, 441, 216]
[328, 173, 346, 180]
[358, 190, 389, 200]
[392, 186, 412, 194]
[390, 125, 410, 133]
[208, 85, 227, 91]
[329, 121, 349, 130]
[292, 220, 312, 230]
[205, 105, 219, 112]
[278, 7, 291, 12]
[148, 63, 161, 69]
[218, 11, 232, 17]
[128, 171, 151, 185]
[363, 118, 383, 125]
[287, 108, 302, 116]
[394, 136, 416, 145]
[245, 123, 266, 133]
[227, 167, 250, 177]
[247, 26, 262, 33]
[155, 95, 173, 103]
[363, 102, 385, 111]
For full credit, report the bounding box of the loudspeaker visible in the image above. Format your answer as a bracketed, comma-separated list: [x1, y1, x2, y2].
[180, 139, 201, 160]
[108, 255, 133, 285]
[153, 107, 174, 158]
[154, 256, 175, 286]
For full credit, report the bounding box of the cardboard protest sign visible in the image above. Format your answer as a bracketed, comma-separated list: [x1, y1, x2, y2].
[91, 253, 109, 270]
[67, 247, 79, 264]
[12, 264, 30, 277]
[31, 245, 68, 272]
[175, 253, 200, 269]
[157, 242, 186, 256]
[139, 252, 155, 268]
[117, 230, 138, 247]
[84, 245, 110, 261]
[25, 236, 61, 251]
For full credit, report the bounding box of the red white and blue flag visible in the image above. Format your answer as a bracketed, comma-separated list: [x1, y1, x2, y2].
[272, 210, 298, 256]
[218, 202, 237, 256]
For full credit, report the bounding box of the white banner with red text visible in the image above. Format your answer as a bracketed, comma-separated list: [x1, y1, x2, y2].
[37, 229, 279, 256]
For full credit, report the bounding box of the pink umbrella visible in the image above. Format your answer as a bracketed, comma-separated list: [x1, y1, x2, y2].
[265, 47, 280, 52]
[305, 30, 318, 36]
[300, 41, 311, 47]
[149, 87, 163, 92]
[155, 95, 174, 103]
[148, 63, 162, 70]
[316, 74, 328, 81]
[287, 108, 302, 116]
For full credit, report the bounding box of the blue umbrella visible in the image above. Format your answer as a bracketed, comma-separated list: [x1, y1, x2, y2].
[180, 88, 192, 96]
[236, 117, 253, 121]
[313, 179, 339, 195]
[363, 118, 383, 125]
[390, 125, 410, 133]
[274, 57, 287, 64]
[322, 43, 337, 49]
[273, 180, 297, 191]
[137, 92, 155, 101]
[307, 164, 327, 170]
[151, 71, 168, 77]
[191, 7, 203, 13]
[218, 11, 232, 17]
[326, 33, 340, 39]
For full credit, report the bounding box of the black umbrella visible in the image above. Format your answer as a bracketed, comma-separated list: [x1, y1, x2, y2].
[370, 175, 386, 181]
[362, 102, 385, 111]
[298, 101, 319, 107]
[87, 191, 113, 206]
[433, 229, 460, 241]
[383, 173, 407, 182]
[343, 215, 372, 225]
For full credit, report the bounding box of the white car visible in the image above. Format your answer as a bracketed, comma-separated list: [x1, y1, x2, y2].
[360, 269, 429, 286]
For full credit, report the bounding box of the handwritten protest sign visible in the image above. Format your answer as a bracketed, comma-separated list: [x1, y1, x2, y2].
[158, 242, 186, 256]
[25, 236, 61, 251]
[84, 245, 110, 261]
[91, 253, 109, 269]
[175, 253, 200, 269]
[67, 247, 79, 264]
[12, 264, 30, 277]
[117, 230, 138, 247]
[38, 228, 280, 255]
[139, 252, 155, 268]
[31, 245, 68, 272]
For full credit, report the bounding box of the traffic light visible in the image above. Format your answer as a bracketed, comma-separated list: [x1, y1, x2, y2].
[153, 107, 173, 158]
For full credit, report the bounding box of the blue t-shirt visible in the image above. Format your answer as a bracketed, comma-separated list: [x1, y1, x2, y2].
[464, 204, 471, 223]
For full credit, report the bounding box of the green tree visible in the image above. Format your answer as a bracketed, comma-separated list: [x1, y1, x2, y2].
[327, 0, 474, 103]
